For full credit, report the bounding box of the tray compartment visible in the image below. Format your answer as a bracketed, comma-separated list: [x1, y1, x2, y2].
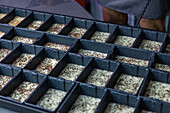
[25, 76, 74, 112]
[69, 39, 114, 59]
[34, 33, 77, 52]
[49, 53, 92, 82]
[108, 46, 154, 67]
[0, 6, 13, 20]
[0, 8, 31, 27]
[38, 15, 72, 35]
[0, 23, 13, 38]
[24, 47, 66, 75]
[59, 18, 93, 39]
[58, 83, 106, 113]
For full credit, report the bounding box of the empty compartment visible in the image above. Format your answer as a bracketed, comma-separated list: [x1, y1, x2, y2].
[59, 18, 93, 39]
[58, 83, 106, 113]
[0, 24, 12, 38]
[34, 33, 77, 51]
[133, 30, 166, 52]
[0, 40, 16, 62]
[2, 27, 44, 44]
[26, 76, 74, 112]
[1, 44, 42, 68]
[70, 39, 114, 59]
[98, 90, 138, 113]
[0, 70, 46, 103]
[107, 63, 148, 95]
[0, 64, 21, 90]
[149, 53, 170, 73]
[0, 6, 13, 20]
[107, 25, 141, 47]
[139, 69, 170, 104]
[82, 22, 115, 43]
[38, 15, 72, 35]
[0, 8, 31, 26]
[77, 58, 119, 87]
[19, 12, 51, 31]
[24, 48, 66, 75]
[135, 97, 161, 113]
[49, 53, 92, 82]
[108, 46, 153, 67]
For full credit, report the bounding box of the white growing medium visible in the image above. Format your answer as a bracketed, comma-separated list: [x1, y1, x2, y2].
[10, 81, 39, 102]
[115, 55, 149, 67]
[144, 80, 170, 103]
[44, 42, 70, 51]
[12, 53, 35, 68]
[0, 13, 6, 19]
[12, 36, 36, 44]
[139, 39, 162, 52]
[68, 95, 101, 113]
[0, 48, 11, 61]
[78, 49, 107, 59]
[68, 27, 87, 39]
[165, 44, 170, 54]
[141, 110, 156, 113]
[58, 63, 85, 81]
[104, 102, 135, 113]
[155, 63, 170, 72]
[90, 31, 110, 43]
[27, 20, 44, 30]
[114, 35, 136, 47]
[35, 57, 60, 74]
[113, 74, 143, 94]
[37, 88, 66, 111]
[0, 75, 13, 90]
[0, 31, 5, 38]
[85, 68, 113, 87]
[8, 16, 25, 26]
[47, 23, 65, 34]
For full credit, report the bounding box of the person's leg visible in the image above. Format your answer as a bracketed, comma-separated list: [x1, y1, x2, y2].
[140, 18, 165, 32]
[102, 7, 128, 25]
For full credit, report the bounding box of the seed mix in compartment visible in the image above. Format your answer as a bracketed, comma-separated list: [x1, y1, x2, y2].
[27, 20, 44, 30]
[0, 48, 11, 61]
[68, 27, 87, 39]
[47, 23, 65, 34]
[8, 16, 25, 26]
[0, 13, 6, 19]
[114, 35, 136, 47]
[0, 75, 13, 90]
[44, 42, 70, 51]
[90, 31, 110, 43]
[12, 36, 36, 44]
[0, 31, 5, 38]
[155, 63, 170, 72]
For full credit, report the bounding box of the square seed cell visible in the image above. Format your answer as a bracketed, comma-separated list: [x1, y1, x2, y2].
[115, 55, 149, 67]
[78, 49, 107, 59]
[0, 13, 6, 20]
[139, 39, 162, 52]
[0, 75, 13, 90]
[144, 81, 170, 103]
[0, 31, 5, 38]
[10, 81, 39, 102]
[68, 95, 101, 113]
[113, 74, 143, 94]
[85, 68, 113, 87]
[90, 31, 110, 43]
[141, 110, 156, 113]
[68, 27, 87, 39]
[12, 53, 35, 68]
[12, 36, 36, 44]
[8, 16, 25, 26]
[47, 23, 65, 34]
[36, 88, 66, 111]
[155, 63, 170, 72]
[58, 63, 85, 81]
[35, 57, 59, 75]
[165, 44, 170, 54]
[0, 48, 11, 61]
[44, 42, 70, 51]
[104, 103, 135, 113]
[27, 20, 44, 30]
[114, 35, 136, 47]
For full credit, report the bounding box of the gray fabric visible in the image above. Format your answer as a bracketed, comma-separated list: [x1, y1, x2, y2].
[98, 0, 170, 19]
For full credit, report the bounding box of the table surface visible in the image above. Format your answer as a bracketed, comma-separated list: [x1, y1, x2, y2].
[0, 0, 94, 112]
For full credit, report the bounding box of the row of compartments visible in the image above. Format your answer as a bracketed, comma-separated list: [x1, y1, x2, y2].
[0, 38, 169, 74]
[0, 64, 169, 113]
[0, 7, 170, 55]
